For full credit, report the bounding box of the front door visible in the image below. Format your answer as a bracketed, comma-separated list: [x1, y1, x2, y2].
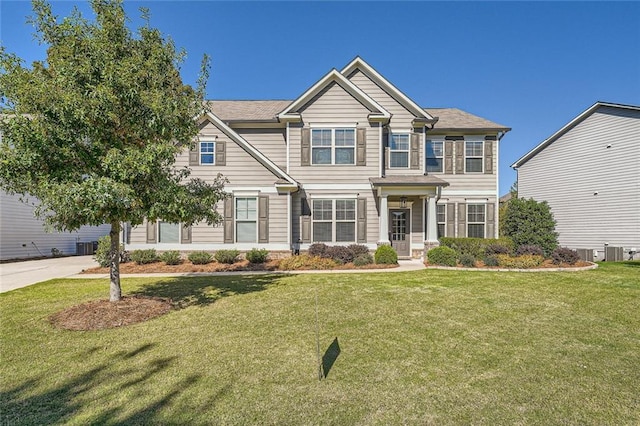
[389, 209, 410, 257]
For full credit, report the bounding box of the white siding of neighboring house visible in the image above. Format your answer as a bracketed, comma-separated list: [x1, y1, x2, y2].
[0, 192, 110, 260]
[517, 106, 640, 258]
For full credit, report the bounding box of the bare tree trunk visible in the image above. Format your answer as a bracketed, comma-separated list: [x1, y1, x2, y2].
[109, 221, 122, 302]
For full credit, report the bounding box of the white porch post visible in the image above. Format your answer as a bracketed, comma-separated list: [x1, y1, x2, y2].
[426, 196, 439, 245]
[378, 194, 390, 245]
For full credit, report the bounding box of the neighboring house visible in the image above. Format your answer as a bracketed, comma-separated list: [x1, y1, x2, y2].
[0, 191, 110, 260]
[128, 57, 510, 258]
[512, 101, 640, 260]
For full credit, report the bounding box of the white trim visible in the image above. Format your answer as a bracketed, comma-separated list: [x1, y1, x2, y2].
[495, 136, 500, 238]
[226, 186, 278, 194]
[310, 198, 358, 243]
[463, 139, 484, 174]
[128, 243, 292, 251]
[389, 132, 410, 169]
[232, 190, 260, 197]
[425, 137, 445, 174]
[465, 198, 489, 204]
[466, 203, 487, 239]
[440, 189, 496, 196]
[309, 127, 356, 166]
[287, 192, 291, 248]
[302, 183, 371, 191]
[378, 122, 382, 177]
[199, 140, 216, 165]
[286, 121, 290, 174]
[235, 196, 259, 244]
[306, 193, 358, 199]
[388, 204, 412, 257]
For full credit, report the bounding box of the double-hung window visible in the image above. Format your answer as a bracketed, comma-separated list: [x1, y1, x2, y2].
[311, 128, 355, 165]
[389, 134, 410, 168]
[235, 197, 257, 243]
[426, 139, 444, 173]
[436, 204, 446, 238]
[467, 204, 486, 238]
[158, 222, 180, 243]
[465, 140, 483, 173]
[312, 199, 356, 242]
[200, 141, 215, 165]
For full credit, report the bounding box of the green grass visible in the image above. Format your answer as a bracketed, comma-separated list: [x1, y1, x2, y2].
[2, 262, 639, 425]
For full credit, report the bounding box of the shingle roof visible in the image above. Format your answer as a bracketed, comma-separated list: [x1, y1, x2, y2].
[425, 108, 510, 131]
[207, 100, 291, 121]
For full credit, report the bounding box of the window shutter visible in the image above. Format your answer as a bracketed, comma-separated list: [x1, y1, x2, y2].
[216, 140, 226, 166]
[301, 197, 311, 243]
[484, 140, 493, 174]
[357, 197, 367, 243]
[189, 143, 199, 166]
[486, 203, 496, 238]
[382, 127, 389, 171]
[444, 141, 454, 174]
[258, 195, 269, 243]
[223, 197, 234, 243]
[446, 203, 456, 237]
[181, 224, 192, 244]
[410, 133, 420, 169]
[146, 219, 157, 244]
[455, 141, 464, 174]
[301, 128, 310, 166]
[356, 128, 367, 166]
[457, 203, 467, 237]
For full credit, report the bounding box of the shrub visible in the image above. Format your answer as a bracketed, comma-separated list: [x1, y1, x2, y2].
[214, 249, 240, 264]
[483, 255, 499, 267]
[440, 237, 514, 259]
[426, 246, 457, 267]
[325, 245, 353, 264]
[502, 197, 559, 256]
[516, 245, 544, 256]
[551, 247, 580, 265]
[347, 244, 370, 258]
[188, 251, 213, 265]
[459, 253, 476, 268]
[94, 235, 127, 267]
[353, 253, 374, 266]
[374, 245, 398, 264]
[308, 243, 329, 258]
[159, 250, 182, 265]
[278, 254, 338, 270]
[496, 254, 544, 269]
[484, 243, 512, 256]
[130, 249, 159, 265]
[246, 248, 269, 264]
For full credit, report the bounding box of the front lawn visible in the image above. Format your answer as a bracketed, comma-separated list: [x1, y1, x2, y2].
[1, 262, 639, 424]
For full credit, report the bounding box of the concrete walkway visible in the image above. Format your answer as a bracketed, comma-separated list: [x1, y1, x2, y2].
[0, 255, 100, 293]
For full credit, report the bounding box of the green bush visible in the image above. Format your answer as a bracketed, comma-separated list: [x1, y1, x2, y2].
[353, 253, 374, 266]
[496, 254, 544, 269]
[94, 235, 127, 267]
[459, 253, 476, 268]
[484, 243, 512, 256]
[440, 237, 514, 259]
[130, 249, 159, 265]
[516, 245, 544, 256]
[502, 198, 558, 256]
[214, 249, 240, 264]
[483, 255, 499, 267]
[246, 248, 269, 264]
[188, 251, 213, 265]
[551, 247, 580, 265]
[374, 245, 398, 264]
[159, 250, 182, 265]
[278, 254, 338, 270]
[426, 246, 457, 267]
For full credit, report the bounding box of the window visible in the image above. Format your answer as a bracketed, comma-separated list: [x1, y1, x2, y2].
[389, 134, 409, 168]
[467, 204, 485, 238]
[465, 141, 483, 172]
[426, 140, 444, 173]
[158, 222, 179, 243]
[236, 197, 257, 243]
[437, 204, 446, 238]
[312, 199, 356, 242]
[311, 128, 355, 165]
[200, 141, 215, 164]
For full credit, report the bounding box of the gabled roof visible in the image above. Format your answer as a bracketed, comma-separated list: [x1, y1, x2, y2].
[207, 100, 291, 122]
[277, 68, 390, 122]
[198, 110, 298, 187]
[512, 101, 640, 169]
[341, 56, 436, 123]
[424, 108, 510, 132]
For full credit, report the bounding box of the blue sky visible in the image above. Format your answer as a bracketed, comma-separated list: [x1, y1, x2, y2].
[2, 1, 639, 195]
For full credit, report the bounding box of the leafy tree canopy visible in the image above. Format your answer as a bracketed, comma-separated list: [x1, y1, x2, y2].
[501, 197, 559, 257]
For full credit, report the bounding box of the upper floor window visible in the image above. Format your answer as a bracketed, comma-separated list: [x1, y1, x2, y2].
[465, 141, 483, 173]
[311, 128, 355, 165]
[467, 204, 486, 238]
[236, 197, 257, 243]
[436, 204, 446, 238]
[312, 199, 356, 242]
[390, 134, 409, 168]
[426, 140, 444, 173]
[200, 141, 215, 165]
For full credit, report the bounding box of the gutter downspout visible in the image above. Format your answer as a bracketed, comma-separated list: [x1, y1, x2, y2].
[495, 130, 508, 238]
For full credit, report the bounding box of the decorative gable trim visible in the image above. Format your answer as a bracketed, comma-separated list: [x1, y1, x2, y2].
[341, 56, 436, 124]
[198, 111, 298, 187]
[277, 69, 390, 122]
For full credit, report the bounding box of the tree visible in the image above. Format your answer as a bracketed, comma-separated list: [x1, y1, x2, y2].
[501, 197, 559, 256]
[0, 0, 227, 301]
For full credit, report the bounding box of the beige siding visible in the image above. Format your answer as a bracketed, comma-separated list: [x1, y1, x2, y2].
[518, 107, 640, 253]
[411, 199, 424, 245]
[235, 128, 287, 172]
[299, 81, 374, 123]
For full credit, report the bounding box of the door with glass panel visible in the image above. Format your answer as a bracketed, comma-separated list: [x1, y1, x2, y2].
[389, 209, 410, 257]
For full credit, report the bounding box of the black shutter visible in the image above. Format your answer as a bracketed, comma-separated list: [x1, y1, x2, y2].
[357, 197, 367, 243]
[216, 140, 226, 166]
[356, 127, 366, 166]
[258, 195, 269, 243]
[301, 128, 310, 166]
[484, 140, 493, 174]
[455, 141, 464, 174]
[444, 141, 454, 174]
[223, 197, 234, 243]
[446, 203, 456, 237]
[181, 224, 192, 244]
[410, 133, 420, 169]
[301, 197, 311, 243]
[486, 203, 495, 238]
[189, 142, 199, 166]
[146, 219, 157, 244]
[457, 203, 467, 237]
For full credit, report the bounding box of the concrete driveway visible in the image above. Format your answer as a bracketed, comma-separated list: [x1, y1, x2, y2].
[0, 255, 99, 293]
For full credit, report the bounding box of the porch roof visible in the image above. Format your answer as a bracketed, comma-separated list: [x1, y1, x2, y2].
[369, 175, 450, 187]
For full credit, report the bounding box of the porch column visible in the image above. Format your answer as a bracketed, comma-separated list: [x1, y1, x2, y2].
[378, 195, 390, 245]
[425, 196, 439, 245]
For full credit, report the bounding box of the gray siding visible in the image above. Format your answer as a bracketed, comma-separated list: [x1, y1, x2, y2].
[0, 192, 110, 260]
[518, 107, 640, 252]
[235, 128, 287, 172]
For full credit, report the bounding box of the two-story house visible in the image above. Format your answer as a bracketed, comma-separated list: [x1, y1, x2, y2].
[128, 57, 510, 258]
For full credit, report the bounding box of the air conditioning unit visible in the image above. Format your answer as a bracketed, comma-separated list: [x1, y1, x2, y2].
[576, 249, 594, 262]
[605, 246, 624, 262]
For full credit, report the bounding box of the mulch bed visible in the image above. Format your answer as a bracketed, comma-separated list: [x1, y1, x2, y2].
[425, 260, 593, 269]
[49, 296, 173, 331]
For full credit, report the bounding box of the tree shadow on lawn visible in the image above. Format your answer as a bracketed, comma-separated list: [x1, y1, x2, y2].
[130, 273, 290, 309]
[0, 343, 232, 424]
